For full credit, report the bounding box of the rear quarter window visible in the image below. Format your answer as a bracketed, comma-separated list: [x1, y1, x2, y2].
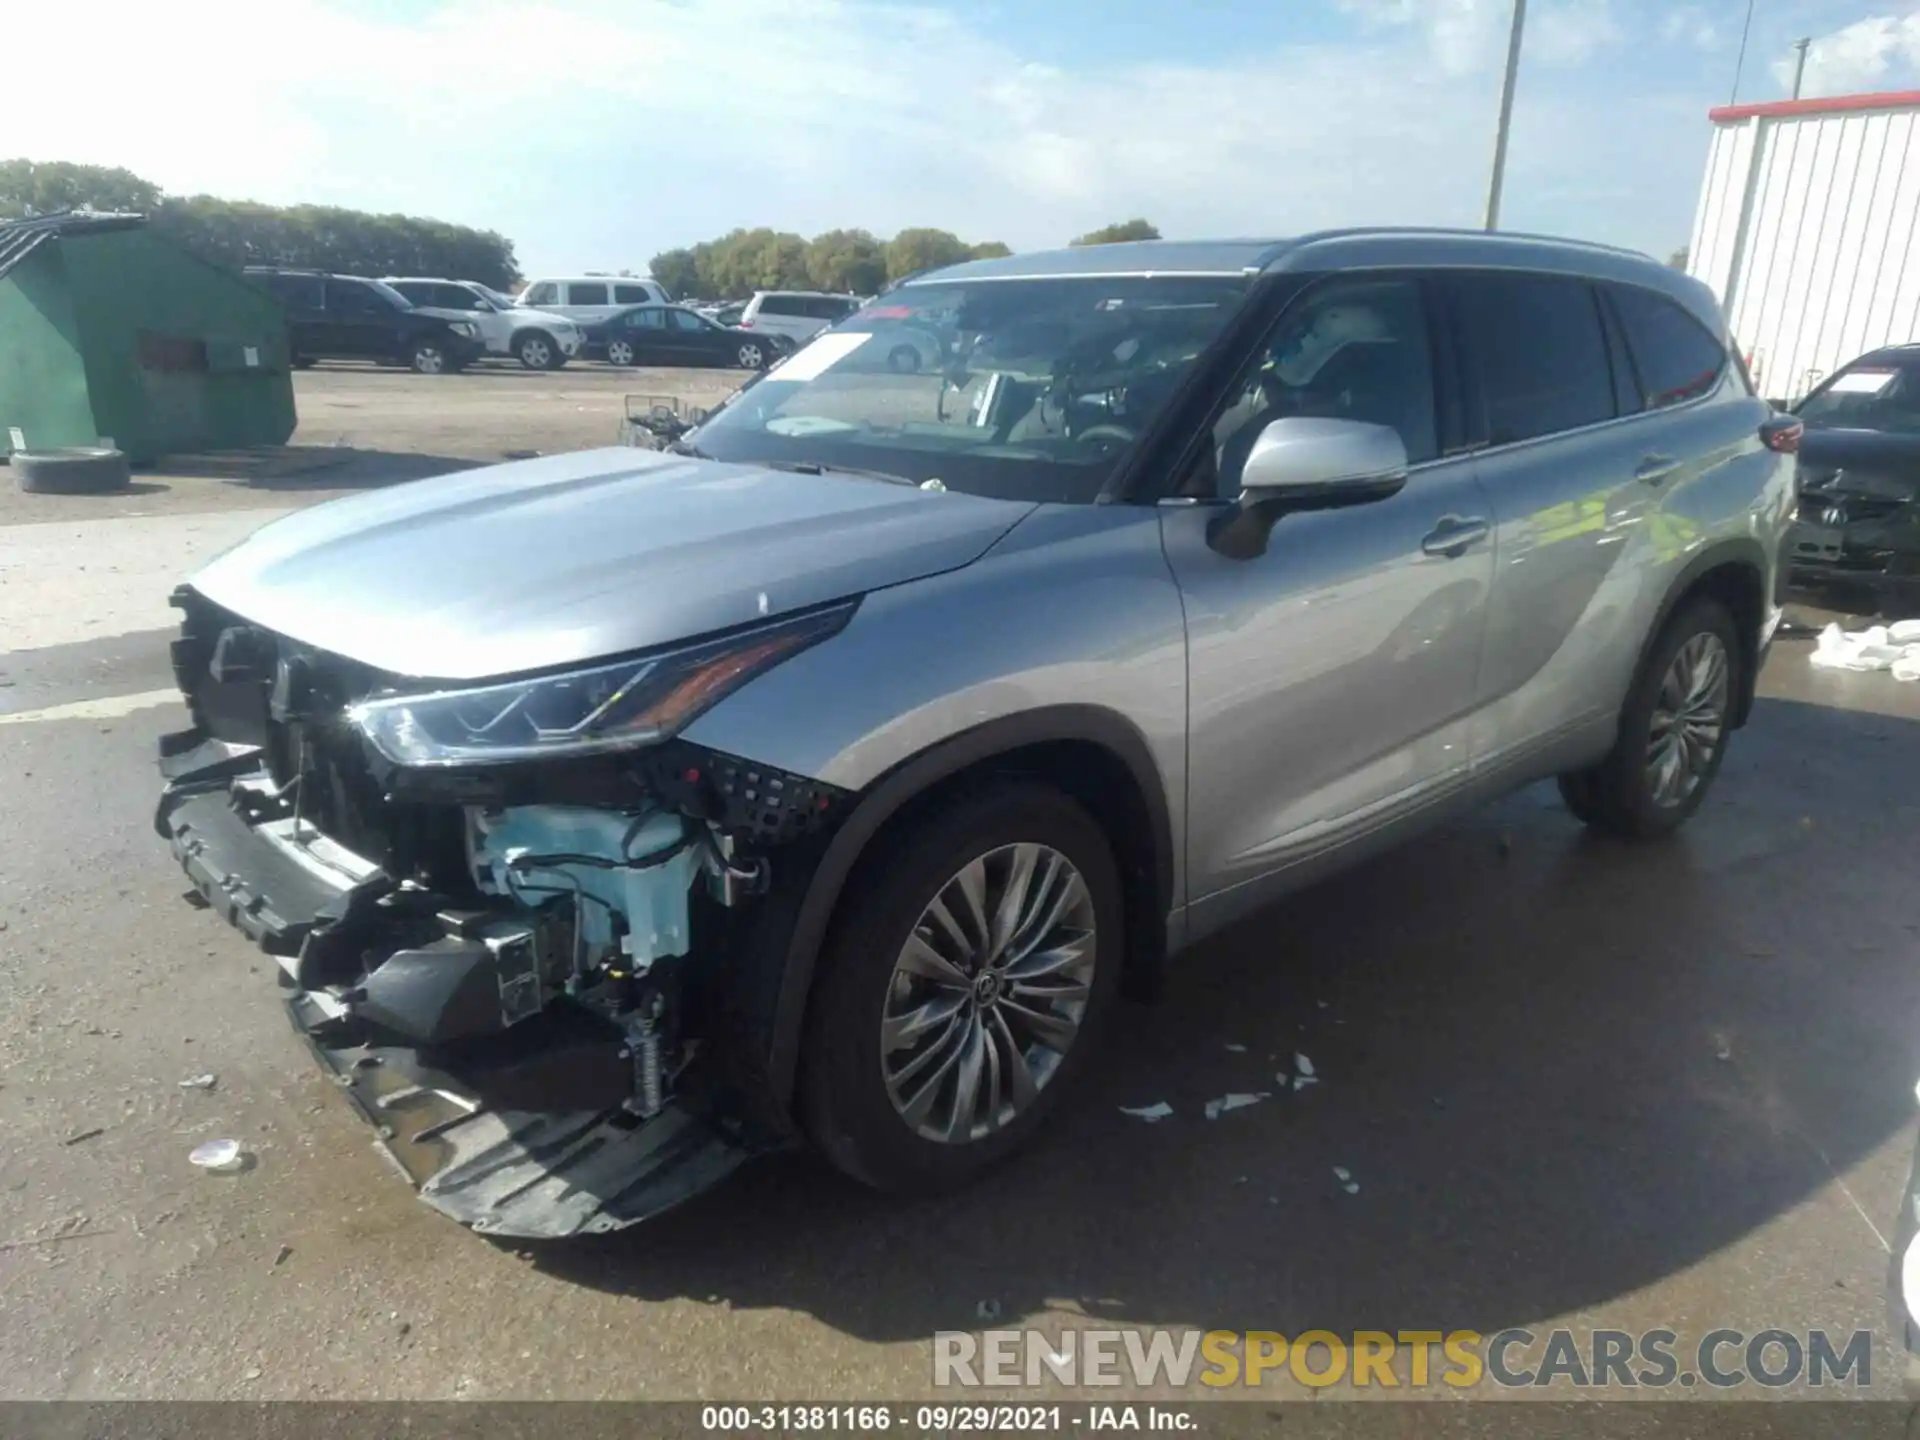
[1608, 284, 1726, 410]
[614, 284, 652, 304]
[758, 295, 805, 316]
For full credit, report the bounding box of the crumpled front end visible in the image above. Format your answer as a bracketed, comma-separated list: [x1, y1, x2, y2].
[156, 586, 848, 1238]
[1787, 460, 1920, 610]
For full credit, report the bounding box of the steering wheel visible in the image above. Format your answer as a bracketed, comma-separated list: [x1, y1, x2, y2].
[1075, 423, 1137, 454]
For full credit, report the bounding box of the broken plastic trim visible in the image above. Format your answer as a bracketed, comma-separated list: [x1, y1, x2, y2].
[348, 602, 857, 769]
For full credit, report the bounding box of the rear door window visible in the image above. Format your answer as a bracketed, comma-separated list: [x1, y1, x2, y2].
[1450, 273, 1617, 445]
[568, 283, 609, 306]
[1607, 284, 1726, 410]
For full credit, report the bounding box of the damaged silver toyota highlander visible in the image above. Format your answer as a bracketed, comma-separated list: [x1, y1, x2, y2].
[156, 232, 1796, 1237]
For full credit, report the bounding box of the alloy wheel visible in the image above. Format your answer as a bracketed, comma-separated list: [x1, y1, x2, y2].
[521, 338, 551, 369]
[738, 343, 764, 368]
[880, 843, 1097, 1144]
[608, 340, 634, 366]
[414, 346, 445, 375]
[1645, 631, 1729, 807]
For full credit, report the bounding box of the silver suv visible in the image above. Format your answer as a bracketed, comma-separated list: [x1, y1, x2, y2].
[155, 231, 1796, 1237]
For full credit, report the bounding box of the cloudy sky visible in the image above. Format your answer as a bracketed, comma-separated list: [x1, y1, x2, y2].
[11, 0, 1920, 275]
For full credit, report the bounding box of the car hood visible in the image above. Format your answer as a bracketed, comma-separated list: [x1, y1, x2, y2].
[1798, 427, 1920, 498]
[508, 307, 578, 330]
[190, 448, 1035, 680]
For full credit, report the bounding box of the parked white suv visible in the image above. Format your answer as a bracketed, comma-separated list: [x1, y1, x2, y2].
[386, 278, 583, 370]
[518, 276, 672, 327]
[739, 290, 862, 344]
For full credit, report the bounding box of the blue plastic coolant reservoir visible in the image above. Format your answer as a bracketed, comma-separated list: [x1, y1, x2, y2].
[468, 806, 700, 969]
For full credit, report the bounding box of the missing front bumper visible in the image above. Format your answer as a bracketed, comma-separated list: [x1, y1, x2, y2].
[157, 729, 774, 1238]
[286, 992, 758, 1238]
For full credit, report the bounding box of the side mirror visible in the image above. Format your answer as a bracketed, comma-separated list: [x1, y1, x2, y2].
[1209, 417, 1410, 560]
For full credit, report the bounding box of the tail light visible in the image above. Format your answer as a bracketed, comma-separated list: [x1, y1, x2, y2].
[1761, 416, 1803, 454]
[738, 318, 754, 328]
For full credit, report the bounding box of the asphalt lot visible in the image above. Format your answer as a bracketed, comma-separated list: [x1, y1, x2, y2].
[4, 365, 1920, 1409]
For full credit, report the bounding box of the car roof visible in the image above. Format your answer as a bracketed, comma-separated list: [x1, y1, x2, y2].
[751, 289, 855, 299]
[910, 228, 1723, 334]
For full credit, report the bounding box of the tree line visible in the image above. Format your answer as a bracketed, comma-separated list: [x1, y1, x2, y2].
[3, 161, 1171, 299]
[652, 219, 1165, 300]
[0, 159, 521, 290]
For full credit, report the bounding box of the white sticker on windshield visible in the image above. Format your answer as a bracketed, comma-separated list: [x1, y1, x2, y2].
[769, 331, 871, 382]
[1827, 368, 1897, 395]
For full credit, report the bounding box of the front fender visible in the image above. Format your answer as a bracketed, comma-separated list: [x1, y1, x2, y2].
[681, 503, 1190, 1117]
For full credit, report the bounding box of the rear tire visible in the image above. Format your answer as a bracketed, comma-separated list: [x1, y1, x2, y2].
[606, 339, 636, 367]
[1558, 596, 1742, 839]
[801, 783, 1122, 1195]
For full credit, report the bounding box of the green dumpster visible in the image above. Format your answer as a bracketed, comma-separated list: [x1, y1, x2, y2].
[0, 213, 295, 465]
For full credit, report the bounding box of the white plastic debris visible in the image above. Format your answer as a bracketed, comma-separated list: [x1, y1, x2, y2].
[1810, 622, 1920, 678]
[1294, 1052, 1316, 1077]
[1204, 1093, 1269, 1119]
[1119, 1102, 1174, 1123]
[1291, 1075, 1319, 1093]
[178, 1074, 217, 1091]
[1224, 1043, 1248, 1053]
[188, 1139, 245, 1173]
[1332, 1166, 1360, 1195]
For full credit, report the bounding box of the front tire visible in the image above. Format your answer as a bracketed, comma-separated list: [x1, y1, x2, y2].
[515, 332, 558, 370]
[409, 340, 450, 375]
[801, 784, 1122, 1194]
[1558, 596, 1742, 838]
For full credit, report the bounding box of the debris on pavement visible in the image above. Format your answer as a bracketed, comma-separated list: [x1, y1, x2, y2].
[178, 1073, 217, 1091]
[1333, 1166, 1360, 1195]
[1224, 1043, 1248, 1053]
[1295, 1052, 1316, 1077]
[273, 1244, 293, 1268]
[1119, 1102, 1174, 1123]
[188, 1138, 246, 1172]
[1204, 1093, 1269, 1119]
[1810, 621, 1920, 679]
[62, 1127, 104, 1146]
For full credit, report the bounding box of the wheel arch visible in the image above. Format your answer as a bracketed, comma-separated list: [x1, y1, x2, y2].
[755, 706, 1175, 1120]
[509, 325, 555, 350]
[1637, 539, 1769, 729]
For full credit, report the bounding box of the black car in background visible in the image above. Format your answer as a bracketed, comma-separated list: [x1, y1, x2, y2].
[244, 268, 484, 375]
[591, 303, 793, 370]
[1786, 346, 1920, 615]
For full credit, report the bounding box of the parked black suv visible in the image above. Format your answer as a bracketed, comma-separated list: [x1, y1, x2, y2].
[244, 269, 482, 375]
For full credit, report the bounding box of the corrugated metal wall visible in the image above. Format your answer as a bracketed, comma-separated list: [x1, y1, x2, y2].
[1689, 102, 1920, 402]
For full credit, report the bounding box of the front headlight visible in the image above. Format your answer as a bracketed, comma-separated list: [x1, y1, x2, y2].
[348, 603, 854, 768]
[450, 321, 478, 338]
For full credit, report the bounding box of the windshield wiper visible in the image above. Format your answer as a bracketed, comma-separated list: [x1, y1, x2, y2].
[760, 459, 915, 486]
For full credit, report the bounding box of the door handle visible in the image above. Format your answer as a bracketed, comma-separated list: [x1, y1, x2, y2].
[1636, 454, 1680, 485]
[1420, 516, 1491, 558]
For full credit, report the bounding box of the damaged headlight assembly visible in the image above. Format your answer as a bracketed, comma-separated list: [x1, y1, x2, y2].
[347, 602, 855, 769]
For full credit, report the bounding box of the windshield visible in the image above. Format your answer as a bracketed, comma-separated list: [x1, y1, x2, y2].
[1797, 361, 1920, 433]
[690, 274, 1254, 501]
[370, 278, 418, 310]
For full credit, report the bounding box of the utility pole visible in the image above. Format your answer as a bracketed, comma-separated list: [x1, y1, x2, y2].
[1484, 0, 1528, 231]
[1730, 0, 1755, 103]
[1790, 38, 1812, 99]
